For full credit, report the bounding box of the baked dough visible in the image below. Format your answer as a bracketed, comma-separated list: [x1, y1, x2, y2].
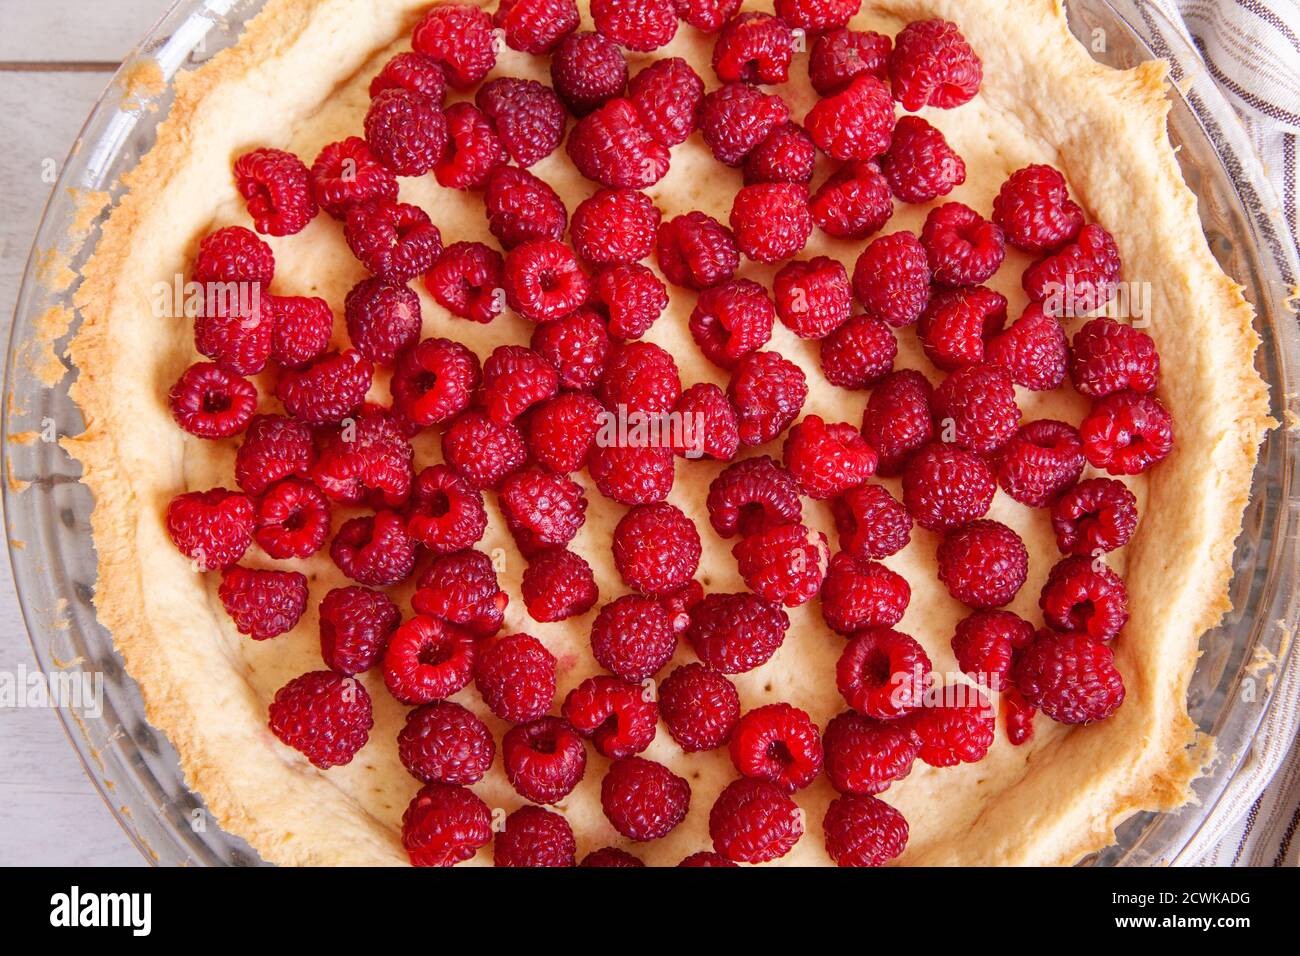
[66, 0, 1271, 865]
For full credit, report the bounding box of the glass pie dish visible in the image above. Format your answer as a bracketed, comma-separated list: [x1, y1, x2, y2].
[4, 0, 1299, 866]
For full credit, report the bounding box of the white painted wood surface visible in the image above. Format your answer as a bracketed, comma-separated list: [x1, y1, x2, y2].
[0, 0, 169, 867]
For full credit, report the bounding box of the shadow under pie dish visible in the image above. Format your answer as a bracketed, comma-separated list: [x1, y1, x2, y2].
[60, 0, 1273, 866]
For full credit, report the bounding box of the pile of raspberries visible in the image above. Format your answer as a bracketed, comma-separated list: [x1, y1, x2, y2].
[162, 0, 1171, 868]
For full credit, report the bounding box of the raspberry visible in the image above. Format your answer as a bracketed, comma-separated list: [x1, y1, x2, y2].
[937, 519, 1028, 610]
[601, 756, 691, 840]
[502, 717, 586, 803]
[879, 115, 965, 204]
[592, 263, 668, 340]
[503, 239, 591, 323]
[522, 548, 599, 622]
[743, 121, 816, 185]
[673, 383, 740, 460]
[499, 467, 586, 555]
[820, 553, 909, 635]
[689, 278, 775, 370]
[254, 478, 331, 559]
[217, 566, 307, 641]
[193, 301, 272, 376]
[729, 703, 823, 792]
[1040, 555, 1129, 642]
[567, 98, 670, 189]
[706, 455, 802, 538]
[1069, 317, 1159, 398]
[165, 489, 253, 569]
[344, 199, 442, 283]
[434, 102, 506, 190]
[268, 671, 372, 769]
[687, 592, 789, 673]
[782, 415, 876, 499]
[728, 350, 808, 446]
[888, 18, 982, 111]
[832, 483, 912, 560]
[985, 302, 1068, 391]
[480, 346, 560, 425]
[836, 627, 930, 718]
[235, 415, 314, 495]
[571, 188, 661, 266]
[275, 349, 372, 426]
[659, 580, 704, 633]
[423, 241, 505, 325]
[331, 511, 417, 586]
[808, 28, 891, 96]
[678, 852, 737, 867]
[733, 522, 830, 608]
[809, 160, 893, 239]
[391, 337, 480, 428]
[774, 256, 851, 339]
[588, 443, 676, 505]
[932, 363, 1020, 454]
[309, 137, 399, 219]
[369, 51, 448, 103]
[995, 419, 1085, 507]
[656, 211, 740, 289]
[1079, 391, 1174, 475]
[319, 586, 400, 676]
[950, 608, 1034, 692]
[599, 340, 681, 415]
[659, 662, 740, 751]
[168, 362, 256, 439]
[398, 701, 495, 785]
[530, 309, 611, 391]
[1014, 631, 1125, 724]
[410, 3, 497, 89]
[823, 711, 918, 796]
[852, 231, 930, 328]
[401, 783, 491, 867]
[712, 12, 793, 84]
[562, 674, 658, 758]
[731, 182, 812, 263]
[524, 392, 605, 472]
[709, 777, 803, 863]
[674, 0, 741, 32]
[628, 57, 703, 148]
[921, 202, 1005, 287]
[916, 285, 1007, 371]
[818, 315, 897, 391]
[806, 75, 894, 161]
[1052, 477, 1138, 555]
[581, 848, 644, 867]
[193, 225, 274, 290]
[493, 0, 579, 54]
[907, 683, 995, 766]
[1003, 686, 1037, 745]
[701, 82, 790, 167]
[382, 615, 476, 704]
[475, 633, 556, 724]
[233, 148, 317, 237]
[861, 369, 935, 475]
[311, 412, 412, 508]
[590, 594, 676, 680]
[484, 166, 568, 250]
[475, 77, 567, 167]
[992, 164, 1084, 254]
[494, 807, 577, 868]
[613, 502, 701, 595]
[363, 89, 448, 177]
[551, 30, 628, 116]
[901, 443, 994, 532]
[268, 294, 333, 368]
[1023, 224, 1122, 316]
[340, 277, 417, 368]
[776, 0, 860, 33]
[412, 549, 509, 638]
[823, 794, 908, 867]
[593, 0, 678, 51]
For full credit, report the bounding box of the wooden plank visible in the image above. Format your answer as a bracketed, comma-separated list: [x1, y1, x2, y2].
[0, 0, 166, 63]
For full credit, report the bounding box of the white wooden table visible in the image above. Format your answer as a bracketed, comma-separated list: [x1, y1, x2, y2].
[0, 0, 177, 867]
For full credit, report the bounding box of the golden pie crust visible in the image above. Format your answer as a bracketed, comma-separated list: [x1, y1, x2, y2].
[65, 0, 1271, 865]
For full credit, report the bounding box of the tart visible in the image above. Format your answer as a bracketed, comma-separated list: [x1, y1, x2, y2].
[66, 0, 1271, 866]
